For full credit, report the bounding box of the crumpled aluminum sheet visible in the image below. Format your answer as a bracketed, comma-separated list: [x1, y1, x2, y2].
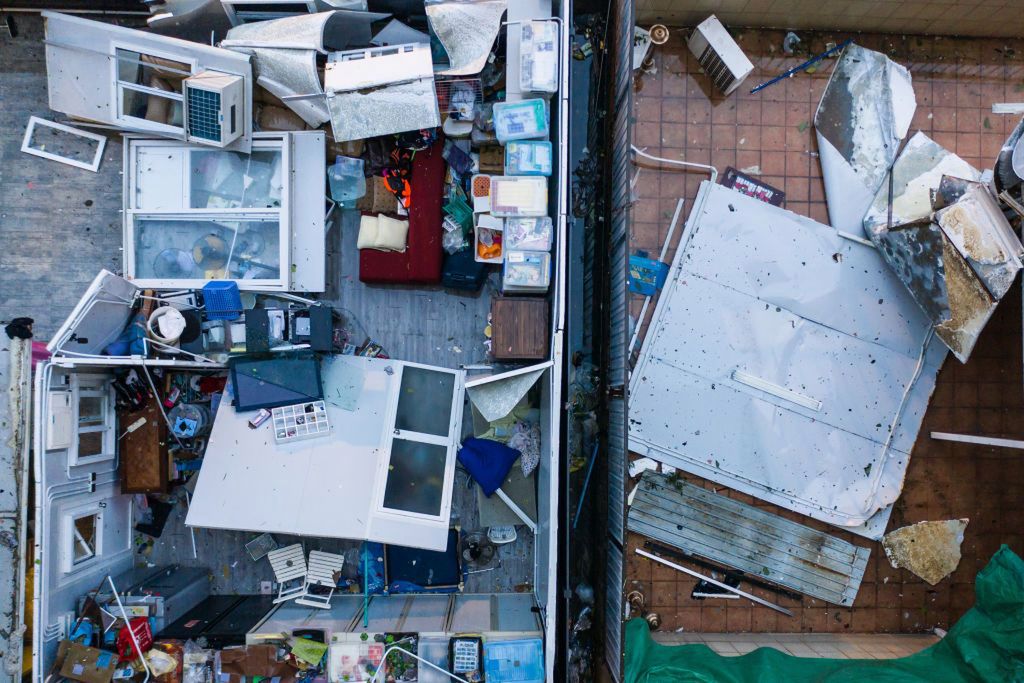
[863, 132, 979, 236]
[814, 43, 916, 236]
[872, 219, 996, 363]
[426, 0, 507, 76]
[628, 181, 946, 540]
[327, 78, 440, 142]
[251, 47, 330, 127]
[936, 182, 1023, 301]
[466, 367, 546, 422]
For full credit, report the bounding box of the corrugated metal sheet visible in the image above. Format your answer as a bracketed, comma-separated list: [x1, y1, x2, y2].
[603, 540, 624, 682]
[604, 0, 632, 680]
[629, 472, 871, 606]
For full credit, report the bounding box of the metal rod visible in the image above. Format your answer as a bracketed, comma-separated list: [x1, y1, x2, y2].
[628, 198, 684, 355]
[931, 432, 1024, 450]
[635, 548, 793, 616]
[572, 443, 599, 529]
[107, 575, 152, 683]
[749, 39, 852, 94]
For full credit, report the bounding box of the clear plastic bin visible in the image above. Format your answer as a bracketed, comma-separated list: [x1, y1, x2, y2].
[520, 20, 558, 94]
[502, 250, 551, 293]
[505, 141, 553, 176]
[489, 176, 548, 217]
[493, 99, 549, 143]
[505, 216, 553, 251]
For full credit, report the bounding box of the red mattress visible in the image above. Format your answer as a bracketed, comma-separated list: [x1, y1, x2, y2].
[359, 139, 445, 284]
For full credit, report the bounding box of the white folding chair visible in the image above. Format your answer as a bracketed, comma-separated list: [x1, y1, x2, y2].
[268, 544, 308, 604]
[295, 550, 345, 609]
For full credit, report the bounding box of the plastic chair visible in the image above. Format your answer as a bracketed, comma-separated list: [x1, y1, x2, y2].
[295, 550, 345, 609]
[268, 544, 307, 604]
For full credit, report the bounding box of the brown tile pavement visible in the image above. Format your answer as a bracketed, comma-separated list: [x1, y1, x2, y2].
[626, 28, 1024, 634]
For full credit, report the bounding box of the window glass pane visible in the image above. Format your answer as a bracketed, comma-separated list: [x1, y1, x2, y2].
[121, 87, 184, 128]
[133, 218, 281, 281]
[73, 515, 97, 563]
[116, 49, 189, 94]
[395, 367, 455, 437]
[190, 150, 284, 209]
[383, 439, 447, 516]
[78, 396, 104, 427]
[79, 431, 104, 458]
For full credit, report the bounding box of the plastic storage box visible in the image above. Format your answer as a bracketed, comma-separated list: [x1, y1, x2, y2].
[493, 99, 549, 142]
[272, 401, 330, 444]
[502, 250, 551, 293]
[520, 21, 559, 94]
[489, 176, 548, 217]
[505, 216, 553, 251]
[505, 141, 553, 176]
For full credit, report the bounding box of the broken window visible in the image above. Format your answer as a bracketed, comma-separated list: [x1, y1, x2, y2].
[71, 514, 98, 565]
[114, 48, 192, 133]
[73, 377, 114, 465]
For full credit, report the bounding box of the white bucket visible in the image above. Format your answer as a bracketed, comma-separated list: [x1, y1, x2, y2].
[148, 306, 186, 348]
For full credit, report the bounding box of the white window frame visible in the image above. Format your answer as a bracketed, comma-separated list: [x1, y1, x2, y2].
[112, 42, 197, 137]
[374, 362, 463, 523]
[61, 505, 104, 574]
[21, 117, 108, 173]
[123, 136, 291, 290]
[70, 375, 116, 467]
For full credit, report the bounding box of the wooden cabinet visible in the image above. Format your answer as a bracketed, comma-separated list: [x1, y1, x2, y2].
[490, 297, 549, 360]
[119, 401, 169, 494]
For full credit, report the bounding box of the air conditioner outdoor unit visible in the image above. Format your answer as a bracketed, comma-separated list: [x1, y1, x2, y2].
[686, 15, 753, 96]
[184, 70, 244, 147]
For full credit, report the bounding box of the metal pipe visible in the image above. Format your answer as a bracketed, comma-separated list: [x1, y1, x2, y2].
[635, 548, 793, 616]
[749, 39, 852, 94]
[627, 198, 684, 355]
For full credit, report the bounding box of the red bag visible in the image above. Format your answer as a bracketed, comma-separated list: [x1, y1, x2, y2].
[116, 618, 153, 662]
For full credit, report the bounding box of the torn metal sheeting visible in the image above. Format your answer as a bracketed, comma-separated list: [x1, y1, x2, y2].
[882, 519, 968, 585]
[862, 132, 979, 235]
[327, 78, 440, 141]
[628, 181, 946, 540]
[465, 362, 550, 423]
[872, 219, 995, 363]
[21, 116, 107, 172]
[426, 0, 508, 76]
[252, 47, 331, 127]
[323, 44, 440, 142]
[814, 43, 916, 236]
[935, 182, 1023, 301]
[629, 471, 871, 606]
[220, 10, 387, 53]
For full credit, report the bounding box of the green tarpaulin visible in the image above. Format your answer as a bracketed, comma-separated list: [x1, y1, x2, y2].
[625, 545, 1024, 683]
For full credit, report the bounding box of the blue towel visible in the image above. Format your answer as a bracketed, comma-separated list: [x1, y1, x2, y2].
[457, 437, 520, 496]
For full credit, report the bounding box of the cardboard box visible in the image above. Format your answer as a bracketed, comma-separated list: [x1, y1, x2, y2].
[217, 644, 296, 683]
[56, 641, 119, 683]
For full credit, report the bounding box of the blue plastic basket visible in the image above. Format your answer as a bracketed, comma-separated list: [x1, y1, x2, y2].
[202, 281, 242, 320]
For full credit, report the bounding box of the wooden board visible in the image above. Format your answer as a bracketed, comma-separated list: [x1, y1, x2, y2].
[119, 401, 169, 494]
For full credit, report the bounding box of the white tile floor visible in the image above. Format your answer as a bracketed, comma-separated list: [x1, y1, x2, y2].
[651, 633, 940, 659]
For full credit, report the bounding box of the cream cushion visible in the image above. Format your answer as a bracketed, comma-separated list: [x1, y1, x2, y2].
[357, 214, 409, 252]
